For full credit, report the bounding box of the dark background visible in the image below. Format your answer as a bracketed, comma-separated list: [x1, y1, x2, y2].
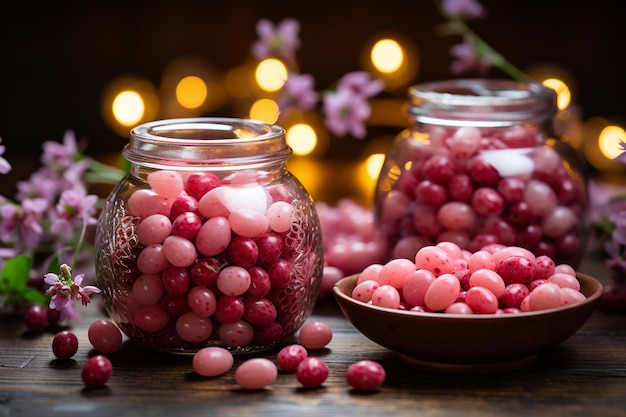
[1, 0, 625, 158]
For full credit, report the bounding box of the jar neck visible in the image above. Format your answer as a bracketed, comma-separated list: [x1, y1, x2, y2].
[406, 79, 557, 128]
[123, 117, 292, 172]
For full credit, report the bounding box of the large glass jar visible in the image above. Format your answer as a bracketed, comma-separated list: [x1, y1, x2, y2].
[94, 118, 323, 355]
[374, 79, 588, 267]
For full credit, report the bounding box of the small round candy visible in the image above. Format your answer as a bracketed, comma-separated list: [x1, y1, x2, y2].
[88, 319, 123, 354]
[298, 321, 332, 350]
[276, 344, 308, 372]
[23, 305, 49, 332]
[192, 347, 234, 377]
[82, 355, 113, 388]
[370, 284, 401, 309]
[235, 358, 278, 390]
[296, 357, 329, 388]
[52, 330, 79, 360]
[346, 360, 386, 391]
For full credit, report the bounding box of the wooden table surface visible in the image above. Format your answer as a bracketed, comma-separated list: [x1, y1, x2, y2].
[2, 252, 626, 417]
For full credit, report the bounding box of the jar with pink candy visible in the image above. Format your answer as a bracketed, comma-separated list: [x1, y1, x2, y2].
[94, 118, 323, 355]
[374, 79, 589, 267]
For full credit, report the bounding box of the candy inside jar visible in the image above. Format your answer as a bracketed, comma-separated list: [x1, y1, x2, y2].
[374, 79, 589, 267]
[95, 118, 323, 355]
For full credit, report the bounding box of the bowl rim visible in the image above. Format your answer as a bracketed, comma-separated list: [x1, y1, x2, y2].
[332, 271, 604, 320]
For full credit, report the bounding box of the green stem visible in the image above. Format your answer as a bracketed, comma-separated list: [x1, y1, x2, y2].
[451, 18, 533, 83]
[72, 214, 88, 270]
[435, 0, 535, 84]
[84, 157, 126, 185]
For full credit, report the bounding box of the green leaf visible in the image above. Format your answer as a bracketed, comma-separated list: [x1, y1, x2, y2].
[0, 254, 49, 306]
[0, 255, 32, 292]
[21, 287, 49, 304]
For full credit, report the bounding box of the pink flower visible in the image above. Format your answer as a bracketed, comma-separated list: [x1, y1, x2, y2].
[323, 89, 372, 139]
[449, 41, 493, 75]
[277, 73, 318, 112]
[252, 18, 300, 62]
[41, 130, 81, 170]
[44, 264, 100, 310]
[50, 189, 99, 236]
[441, 0, 485, 19]
[320, 72, 383, 139]
[336, 72, 385, 99]
[0, 137, 11, 175]
[18, 198, 48, 249]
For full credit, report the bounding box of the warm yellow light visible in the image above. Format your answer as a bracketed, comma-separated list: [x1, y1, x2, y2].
[226, 66, 253, 98]
[365, 153, 386, 180]
[598, 125, 626, 159]
[176, 76, 207, 109]
[255, 59, 288, 92]
[112, 91, 145, 127]
[371, 39, 404, 74]
[249, 98, 280, 124]
[287, 123, 317, 156]
[542, 78, 571, 110]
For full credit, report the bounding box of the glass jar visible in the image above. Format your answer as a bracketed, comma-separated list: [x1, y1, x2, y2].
[374, 79, 589, 267]
[94, 117, 323, 355]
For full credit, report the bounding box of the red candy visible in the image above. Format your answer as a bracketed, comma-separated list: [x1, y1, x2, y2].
[82, 355, 113, 388]
[346, 360, 386, 391]
[295, 357, 329, 388]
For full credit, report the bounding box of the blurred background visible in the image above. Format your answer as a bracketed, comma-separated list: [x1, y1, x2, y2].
[1, 0, 625, 204]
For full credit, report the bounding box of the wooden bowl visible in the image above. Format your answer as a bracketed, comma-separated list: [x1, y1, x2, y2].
[332, 272, 603, 374]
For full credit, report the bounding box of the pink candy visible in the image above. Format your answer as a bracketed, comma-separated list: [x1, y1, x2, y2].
[352, 242, 587, 314]
[376, 124, 587, 267]
[113, 168, 320, 351]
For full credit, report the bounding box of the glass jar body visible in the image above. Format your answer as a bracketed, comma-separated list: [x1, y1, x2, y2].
[94, 118, 323, 355]
[374, 79, 589, 267]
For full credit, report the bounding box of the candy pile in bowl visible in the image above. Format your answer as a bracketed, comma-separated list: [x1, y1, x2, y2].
[332, 242, 603, 374]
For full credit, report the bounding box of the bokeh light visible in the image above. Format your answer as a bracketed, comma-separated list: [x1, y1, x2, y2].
[542, 78, 571, 110]
[159, 55, 225, 117]
[371, 39, 404, 74]
[599, 125, 626, 159]
[255, 58, 288, 92]
[365, 153, 385, 180]
[112, 91, 145, 126]
[526, 63, 577, 109]
[287, 123, 317, 156]
[176, 76, 208, 109]
[102, 76, 159, 138]
[249, 98, 280, 124]
[361, 33, 419, 91]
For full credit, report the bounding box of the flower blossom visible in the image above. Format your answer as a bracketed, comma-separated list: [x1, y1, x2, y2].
[441, 0, 485, 19]
[44, 263, 100, 310]
[336, 71, 385, 99]
[323, 89, 372, 139]
[0, 137, 11, 175]
[18, 198, 48, 249]
[41, 130, 81, 170]
[322, 72, 384, 139]
[252, 18, 300, 62]
[50, 188, 99, 236]
[450, 41, 494, 75]
[277, 73, 318, 112]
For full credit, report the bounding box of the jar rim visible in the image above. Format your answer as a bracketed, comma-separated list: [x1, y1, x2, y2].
[406, 79, 557, 125]
[130, 117, 285, 144]
[124, 117, 292, 170]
